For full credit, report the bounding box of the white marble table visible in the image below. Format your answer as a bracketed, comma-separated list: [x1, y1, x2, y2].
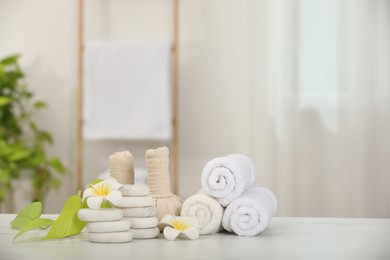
[1, 214, 389, 260]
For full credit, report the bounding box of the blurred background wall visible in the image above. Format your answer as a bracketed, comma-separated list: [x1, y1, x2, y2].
[0, 0, 389, 217]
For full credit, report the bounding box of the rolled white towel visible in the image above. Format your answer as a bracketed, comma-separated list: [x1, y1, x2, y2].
[201, 154, 257, 207]
[222, 187, 277, 237]
[180, 189, 224, 235]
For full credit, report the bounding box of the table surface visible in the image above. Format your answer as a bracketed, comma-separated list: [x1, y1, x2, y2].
[1, 214, 389, 260]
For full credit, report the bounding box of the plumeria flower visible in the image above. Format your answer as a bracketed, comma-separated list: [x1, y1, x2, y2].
[158, 215, 199, 241]
[82, 178, 123, 209]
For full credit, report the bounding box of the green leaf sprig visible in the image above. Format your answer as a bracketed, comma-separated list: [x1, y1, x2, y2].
[44, 191, 86, 240]
[10, 178, 120, 242]
[11, 191, 87, 242]
[14, 218, 54, 241]
[11, 201, 43, 229]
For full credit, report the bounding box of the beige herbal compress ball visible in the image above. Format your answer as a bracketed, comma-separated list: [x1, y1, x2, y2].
[109, 151, 135, 184]
[146, 146, 183, 223]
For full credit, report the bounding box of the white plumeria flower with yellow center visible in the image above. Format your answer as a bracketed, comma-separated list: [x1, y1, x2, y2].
[158, 215, 199, 241]
[82, 178, 123, 209]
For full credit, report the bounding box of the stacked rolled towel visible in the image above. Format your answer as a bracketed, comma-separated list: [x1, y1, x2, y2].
[222, 187, 277, 237]
[117, 185, 159, 239]
[78, 208, 132, 243]
[180, 189, 224, 235]
[201, 154, 257, 207]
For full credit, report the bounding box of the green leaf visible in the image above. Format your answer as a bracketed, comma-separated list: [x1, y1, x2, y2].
[33, 101, 48, 109]
[37, 130, 53, 144]
[50, 177, 62, 189]
[11, 202, 43, 229]
[29, 150, 45, 166]
[0, 189, 5, 201]
[101, 200, 113, 208]
[13, 218, 54, 241]
[0, 168, 10, 184]
[0, 96, 12, 106]
[0, 54, 19, 65]
[89, 178, 104, 187]
[8, 147, 30, 162]
[48, 158, 66, 174]
[43, 194, 86, 240]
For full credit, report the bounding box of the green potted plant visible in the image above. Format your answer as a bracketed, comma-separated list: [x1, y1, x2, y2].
[0, 54, 68, 212]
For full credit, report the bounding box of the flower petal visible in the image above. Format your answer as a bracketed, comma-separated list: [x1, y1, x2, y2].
[105, 189, 122, 206]
[163, 227, 181, 241]
[87, 196, 104, 209]
[181, 227, 199, 240]
[104, 178, 122, 190]
[82, 188, 96, 201]
[91, 181, 104, 194]
[158, 215, 175, 230]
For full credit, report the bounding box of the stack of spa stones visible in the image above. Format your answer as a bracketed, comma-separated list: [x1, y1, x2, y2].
[117, 184, 160, 239]
[77, 208, 132, 243]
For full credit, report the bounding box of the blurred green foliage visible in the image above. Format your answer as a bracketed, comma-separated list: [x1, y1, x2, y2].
[0, 54, 69, 212]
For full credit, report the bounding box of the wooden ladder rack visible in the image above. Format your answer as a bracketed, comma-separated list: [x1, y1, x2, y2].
[76, 0, 180, 194]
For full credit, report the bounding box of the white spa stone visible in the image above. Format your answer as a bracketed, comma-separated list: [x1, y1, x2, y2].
[116, 196, 154, 208]
[78, 208, 123, 222]
[130, 227, 160, 239]
[88, 231, 133, 243]
[87, 219, 131, 233]
[122, 206, 157, 217]
[125, 217, 159, 229]
[120, 185, 150, 197]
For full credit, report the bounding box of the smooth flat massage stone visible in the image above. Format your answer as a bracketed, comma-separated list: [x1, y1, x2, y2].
[125, 217, 158, 229]
[87, 219, 131, 233]
[120, 185, 150, 197]
[78, 208, 123, 222]
[122, 206, 157, 217]
[116, 196, 154, 208]
[88, 231, 133, 243]
[130, 227, 160, 239]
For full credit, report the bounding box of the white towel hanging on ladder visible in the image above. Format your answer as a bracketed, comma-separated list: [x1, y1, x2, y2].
[83, 41, 172, 140]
